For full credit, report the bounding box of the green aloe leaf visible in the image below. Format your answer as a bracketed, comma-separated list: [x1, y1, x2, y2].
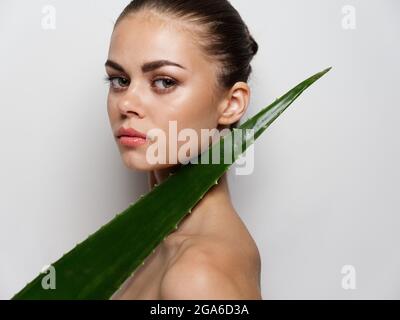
[12, 67, 331, 299]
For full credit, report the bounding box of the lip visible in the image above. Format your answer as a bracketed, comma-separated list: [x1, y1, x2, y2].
[116, 127, 148, 147]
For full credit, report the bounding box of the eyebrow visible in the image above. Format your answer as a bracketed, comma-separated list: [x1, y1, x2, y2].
[104, 59, 186, 73]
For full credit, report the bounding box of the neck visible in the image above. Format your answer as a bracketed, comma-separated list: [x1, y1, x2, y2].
[148, 166, 233, 236]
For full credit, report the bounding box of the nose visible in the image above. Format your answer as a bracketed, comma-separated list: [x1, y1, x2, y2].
[117, 89, 145, 119]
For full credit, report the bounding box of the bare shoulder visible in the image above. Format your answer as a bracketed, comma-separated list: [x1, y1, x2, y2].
[160, 236, 262, 300]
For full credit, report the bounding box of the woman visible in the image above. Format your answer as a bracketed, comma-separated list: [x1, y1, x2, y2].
[105, 0, 261, 299]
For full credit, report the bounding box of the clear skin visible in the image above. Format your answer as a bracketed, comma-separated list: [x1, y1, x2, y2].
[106, 10, 262, 300]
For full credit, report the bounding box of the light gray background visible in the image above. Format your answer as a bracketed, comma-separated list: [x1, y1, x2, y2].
[1, 0, 399, 299]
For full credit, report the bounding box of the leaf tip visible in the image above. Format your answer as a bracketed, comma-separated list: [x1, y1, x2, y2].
[322, 66, 332, 75]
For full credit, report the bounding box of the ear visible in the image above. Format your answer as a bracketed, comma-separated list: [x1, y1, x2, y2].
[217, 82, 250, 126]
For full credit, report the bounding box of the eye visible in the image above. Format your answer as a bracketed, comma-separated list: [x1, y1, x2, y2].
[104, 76, 130, 90]
[152, 77, 178, 92]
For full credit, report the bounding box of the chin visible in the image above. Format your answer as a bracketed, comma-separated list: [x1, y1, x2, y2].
[120, 151, 180, 172]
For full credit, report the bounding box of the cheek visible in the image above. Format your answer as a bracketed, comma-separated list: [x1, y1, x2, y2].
[162, 89, 217, 131]
[159, 100, 216, 146]
[157, 96, 218, 162]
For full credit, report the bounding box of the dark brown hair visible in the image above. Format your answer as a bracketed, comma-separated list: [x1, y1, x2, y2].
[115, 0, 258, 129]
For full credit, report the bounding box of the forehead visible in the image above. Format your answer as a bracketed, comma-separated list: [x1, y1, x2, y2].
[108, 12, 213, 73]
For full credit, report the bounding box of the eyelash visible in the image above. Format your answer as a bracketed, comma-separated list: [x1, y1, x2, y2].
[103, 75, 178, 93]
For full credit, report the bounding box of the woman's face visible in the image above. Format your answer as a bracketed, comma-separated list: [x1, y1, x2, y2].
[106, 11, 227, 171]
